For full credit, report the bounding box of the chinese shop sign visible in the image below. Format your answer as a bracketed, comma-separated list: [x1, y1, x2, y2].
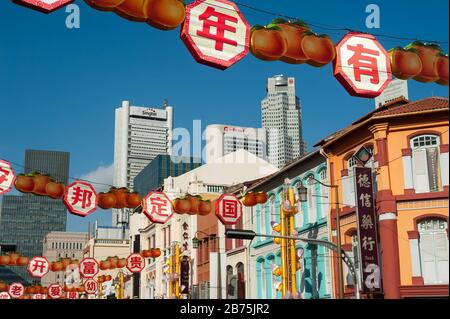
[64, 181, 98, 217]
[0, 160, 15, 195]
[180, 256, 190, 294]
[13, 0, 74, 13]
[334, 32, 392, 98]
[181, 0, 250, 70]
[215, 193, 243, 225]
[354, 167, 382, 294]
[142, 192, 174, 224]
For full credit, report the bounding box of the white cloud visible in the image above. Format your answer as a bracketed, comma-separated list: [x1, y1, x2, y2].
[79, 163, 114, 193]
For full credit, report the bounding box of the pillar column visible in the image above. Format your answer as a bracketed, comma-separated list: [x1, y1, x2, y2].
[378, 210, 401, 299]
[370, 124, 402, 299]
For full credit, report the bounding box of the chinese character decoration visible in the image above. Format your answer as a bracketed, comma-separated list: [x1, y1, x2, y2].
[13, 0, 74, 13]
[79, 258, 99, 279]
[27, 257, 50, 278]
[84, 279, 98, 295]
[181, 0, 250, 70]
[215, 193, 243, 225]
[126, 253, 145, 273]
[47, 284, 63, 299]
[389, 41, 448, 86]
[0, 160, 16, 195]
[8, 283, 24, 299]
[142, 192, 174, 224]
[334, 32, 392, 98]
[64, 181, 98, 217]
[84, 0, 186, 30]
[182, 222, 189, 253]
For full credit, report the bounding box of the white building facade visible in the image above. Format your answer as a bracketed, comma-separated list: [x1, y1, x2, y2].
[204, 124, 267, 163]
[113, 100, 173, 227]
[129, 149, 279, 299]
[41, 232, 88, 287]
[261, 75, 306, 168]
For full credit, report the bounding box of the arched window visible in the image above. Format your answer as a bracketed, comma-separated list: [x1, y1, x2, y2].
[418, 218, 449, 284]
[293, 181, 304, 227]
[236, 263, 245, 299]
[256, 258, 266, 299]
[306, 176, 317, 224]
[411, 135, 441, 193]
[319, 169, 329, 219]
[226, 266, 235, 299]
[266, 256, 276, 299]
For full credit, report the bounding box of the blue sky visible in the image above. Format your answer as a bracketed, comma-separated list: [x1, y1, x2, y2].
[0, 0, 448, 232]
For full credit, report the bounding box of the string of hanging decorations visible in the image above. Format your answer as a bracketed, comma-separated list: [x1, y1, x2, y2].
[0, 159, 268, 226]
[11, 0, 449, 99]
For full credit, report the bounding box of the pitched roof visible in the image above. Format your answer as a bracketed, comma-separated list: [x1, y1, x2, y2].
[314, 97, 449, 147]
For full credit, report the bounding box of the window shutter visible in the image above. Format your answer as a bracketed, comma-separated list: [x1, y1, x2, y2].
[419, 233, 437, 284]
[426, 147, 440, 192]
[435, 232, 449, 284]
[413, 149, 430, 193]
[349, 170, 356, 206]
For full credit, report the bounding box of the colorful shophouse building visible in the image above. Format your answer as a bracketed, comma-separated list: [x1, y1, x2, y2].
[228, 149, 334, 299]
[315, 97, 449, 299]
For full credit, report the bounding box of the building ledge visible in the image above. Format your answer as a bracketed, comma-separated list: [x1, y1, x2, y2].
[226, 246, 245, 256]
[396, 188, 449, 202]
[400, 284, 449, 298]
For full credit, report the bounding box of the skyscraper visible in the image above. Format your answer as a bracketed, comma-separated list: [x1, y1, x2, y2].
[0, 150, 70, 283]
[261, 75, 306, 168]
[113, 100, 173, 227]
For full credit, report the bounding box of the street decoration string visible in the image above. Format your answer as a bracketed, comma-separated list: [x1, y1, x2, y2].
[9, 0, 450, 97]
[80, 0, 448, 91]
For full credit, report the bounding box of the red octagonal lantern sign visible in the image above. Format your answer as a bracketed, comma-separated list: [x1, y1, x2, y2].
[64, 181, 98, 217]
[334, 32, 392, 98]
[79, 258, 99, 279]
[142, 192, 174, 224]
[47, 284, 63, 299]
[13, 0, 74, 14]
[0, 160, 16, 195]
[27, 256, 50, 278]
[126, 253, 145, 273]
[8, 283, 24, 299]
[181, 0, 250, 70]
[84, 279, 98, 295]
[215, 193, 242, 225]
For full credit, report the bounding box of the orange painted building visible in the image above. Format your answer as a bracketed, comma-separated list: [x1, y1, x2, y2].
[315, 97, 449, 299]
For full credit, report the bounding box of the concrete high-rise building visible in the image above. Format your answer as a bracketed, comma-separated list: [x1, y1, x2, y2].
[41, 232, 88, 287]
[113, 100, 173, 227]
[0, 150, 70, 283]
[204, 124, 267, 163]
[261, 75, 306, 169]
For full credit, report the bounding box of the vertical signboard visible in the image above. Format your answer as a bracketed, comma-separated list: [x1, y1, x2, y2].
[180, 256, 190, 295]
[354, 167, 382, 294]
